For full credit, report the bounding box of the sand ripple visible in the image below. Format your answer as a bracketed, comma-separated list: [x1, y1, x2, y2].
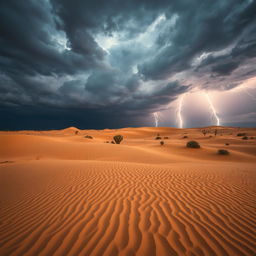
[0, 160, 255, 256]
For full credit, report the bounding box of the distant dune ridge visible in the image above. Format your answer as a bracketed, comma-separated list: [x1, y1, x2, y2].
[0, 127, 256, 256]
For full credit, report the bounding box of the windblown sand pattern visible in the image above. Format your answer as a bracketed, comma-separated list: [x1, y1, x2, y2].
[0, 127, 256, 256]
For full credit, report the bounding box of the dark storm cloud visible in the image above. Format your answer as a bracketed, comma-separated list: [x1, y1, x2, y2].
[139, 0, 256, 80]
[0, 0, 255, 129]
[0, 0, 104, 77]
[211, 62, 239, 76]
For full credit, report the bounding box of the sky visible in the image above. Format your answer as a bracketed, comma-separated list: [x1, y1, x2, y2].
[0, 0, 255, 130]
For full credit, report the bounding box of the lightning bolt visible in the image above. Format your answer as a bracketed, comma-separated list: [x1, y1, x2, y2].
[205, 93, 220, 126]
[153, 112, 159, 127]
[177, 94, 185, 128]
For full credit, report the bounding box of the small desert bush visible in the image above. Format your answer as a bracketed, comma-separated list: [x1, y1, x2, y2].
[218, 149, 229, 155]
[164, 136, 169, 139]
[242, 136, 248, 140]
[84, 135, 93, 139]
[237, 133, 246, 137]
[113, 135, 123, 144]
[250, 137, 254, 139]
[186, 141, 200, 148]
[111, 141, 115, 144]
[225, 143, 229, 146]
[183, 135, 188, 139]
[160, 141, 164, 146]
[155, 136, 162, 140]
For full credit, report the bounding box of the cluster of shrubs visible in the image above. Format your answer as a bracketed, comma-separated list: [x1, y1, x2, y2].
[185, 140, 230, 155]
[84, 135, 93, 139]
[236, 133, 255, 140]
[155, 134, 169, 145]
[237, 133, 255, 140]
[202, 129, 218, 136]
[102, 131, 234, 156]
[155, 134, 169, 140]
[241, 136, 254, 140]
[156, 136, 169, 140]
[105, 135, 124, 144]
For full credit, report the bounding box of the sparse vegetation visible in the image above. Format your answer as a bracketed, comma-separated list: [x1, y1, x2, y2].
[113, 135, 123, 144]
[111, 141, 115, 144]
[225, 143, 229, 146]
[250, 137, 254, 139]
[242, 136, 248, 140]
[155, 136, 162, 140]
[183, 135, 188, 139]
[237, 133, 246, 137]
[218, 149, 229, 155]
[164, 137, 169, 139]
[186, 141, 200, 148]
[160, 141, 164, 146]
[84, 135, 93, 139]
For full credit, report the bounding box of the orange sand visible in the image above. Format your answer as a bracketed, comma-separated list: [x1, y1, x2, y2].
[0, 126, 256, 256]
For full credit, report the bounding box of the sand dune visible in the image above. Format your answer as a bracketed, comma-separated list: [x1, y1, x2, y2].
[0, 127, 256, 256]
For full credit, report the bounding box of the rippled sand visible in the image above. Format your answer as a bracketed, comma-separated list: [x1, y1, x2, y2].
[1, 127, 255, 256]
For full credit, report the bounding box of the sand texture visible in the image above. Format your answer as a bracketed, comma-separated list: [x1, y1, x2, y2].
[0, 127, 256, 256]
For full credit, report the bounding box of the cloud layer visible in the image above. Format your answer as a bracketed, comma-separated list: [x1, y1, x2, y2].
[0, 0, 255, 129]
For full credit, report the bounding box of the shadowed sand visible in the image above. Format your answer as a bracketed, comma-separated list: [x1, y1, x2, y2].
[0, 127, 256, 256]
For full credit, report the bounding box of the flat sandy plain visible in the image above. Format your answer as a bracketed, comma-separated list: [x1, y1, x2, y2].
[0, 126, 255, 256]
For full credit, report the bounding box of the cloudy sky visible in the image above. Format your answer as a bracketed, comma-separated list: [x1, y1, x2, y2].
[0, 0, 255, 130]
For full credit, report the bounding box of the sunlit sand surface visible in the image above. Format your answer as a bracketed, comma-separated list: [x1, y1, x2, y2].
[0, 126, 255, 256]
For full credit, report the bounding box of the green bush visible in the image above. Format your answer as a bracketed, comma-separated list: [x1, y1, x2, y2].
[160, 141, 164, 146]
[242, 136, 248, 140]
[218, 149, 229, 155]
[186, 141, 200, 148]
[113, 135, 123, 144]
[84, 135, 93, 139]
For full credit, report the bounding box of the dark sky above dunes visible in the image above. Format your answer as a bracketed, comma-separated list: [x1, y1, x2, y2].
[0, 0, 255, 129]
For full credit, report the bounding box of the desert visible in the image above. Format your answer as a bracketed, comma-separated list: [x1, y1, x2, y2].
[0, 126, 255, 256]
